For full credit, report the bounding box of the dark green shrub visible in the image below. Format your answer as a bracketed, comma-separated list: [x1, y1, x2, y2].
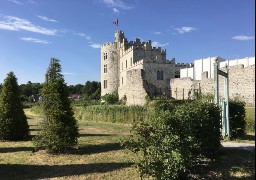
[173, 101, 221, 159]
[229, 100, 246, 139]
[33, 58, 79, 153]
[153, 97, 175, 113]
[101, 93, 119, 104]
[0, 72, 29, 140]
[124, 100, 221, 179]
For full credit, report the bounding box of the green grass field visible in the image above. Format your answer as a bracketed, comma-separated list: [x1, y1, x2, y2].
[0, 108, 254, 179]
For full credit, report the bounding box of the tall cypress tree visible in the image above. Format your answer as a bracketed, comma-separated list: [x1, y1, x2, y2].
[33, 58, 79, 152]
[0, 72, 29, 140]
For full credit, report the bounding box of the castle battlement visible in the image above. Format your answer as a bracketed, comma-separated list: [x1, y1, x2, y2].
[101, 42, 116, 47]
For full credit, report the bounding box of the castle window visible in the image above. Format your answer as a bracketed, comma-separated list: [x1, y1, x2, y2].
[104, 80, 107, 89]
[130, 57, 132, 66]
[104, 64, 107, 73]
[126, 60, 127, 68]
[103, 53, 108, 60]
[157, 70, 164, 80]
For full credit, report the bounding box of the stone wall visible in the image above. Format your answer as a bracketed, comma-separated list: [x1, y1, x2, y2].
[170, 78, 200, 99]
[170, 65, 255, 106]
[118, 69, 148, 106]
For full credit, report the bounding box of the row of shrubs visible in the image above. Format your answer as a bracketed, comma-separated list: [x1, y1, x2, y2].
[124, 98, 247, 179]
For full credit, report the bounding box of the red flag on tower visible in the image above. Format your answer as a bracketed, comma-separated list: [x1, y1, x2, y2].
[113, 19, 118, 26]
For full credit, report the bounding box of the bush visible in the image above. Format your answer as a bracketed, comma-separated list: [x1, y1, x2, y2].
[101, 93, 119, 104]
[33, 58, 78, 153]
[229, 100, 246, 139]
[31, 103, 44, 115]
[124, 100, 221, 179]
[245, 107, 255, 133]
[0, 72, 29, 140]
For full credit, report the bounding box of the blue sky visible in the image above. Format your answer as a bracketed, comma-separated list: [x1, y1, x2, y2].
[0, 0, 255, 85]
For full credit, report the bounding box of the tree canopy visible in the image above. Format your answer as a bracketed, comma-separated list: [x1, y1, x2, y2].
[0, 72, 29, 140]
[33, 58, 79, 152]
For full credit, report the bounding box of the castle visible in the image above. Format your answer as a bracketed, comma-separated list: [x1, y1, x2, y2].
[101, 31, 255, 106]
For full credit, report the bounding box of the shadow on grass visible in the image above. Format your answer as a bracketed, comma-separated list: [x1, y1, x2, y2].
[71, 142, 124, 155]
[0, 162, 133, 179]
[79, 133, 116, 137]
[191, 148, 255, 179]
[242, 134, 255, 141]
[0, 146, 34, 153]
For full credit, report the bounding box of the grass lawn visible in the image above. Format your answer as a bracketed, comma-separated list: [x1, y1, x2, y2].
[0, 108, 254, 179]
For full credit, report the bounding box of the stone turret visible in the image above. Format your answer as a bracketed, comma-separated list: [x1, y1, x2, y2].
[101, 42, 119, 96]
[115, 30, 125, 44]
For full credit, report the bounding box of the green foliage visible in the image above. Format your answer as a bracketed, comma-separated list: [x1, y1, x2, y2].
[31, 103, 44, 115]
[33, 58, 79, 153]
[153, 96, 175, 113]
[68, 84, 84, 94]
[82, 81, 101, 100]
[0, 72, 29, 140]
[124, 100, 221, 179]
[245, 107, 255, 133]
[101, 93, 119, 104]
[144, 95, 151, 106]
[229, 100, 246, 139]
[19, 81, 43, 102]
[76, 105, 150, 123]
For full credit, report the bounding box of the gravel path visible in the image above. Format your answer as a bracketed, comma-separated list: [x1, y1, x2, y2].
[221, 142, 255, 151]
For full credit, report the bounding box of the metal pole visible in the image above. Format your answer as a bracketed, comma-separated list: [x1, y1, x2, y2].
[214, 58, 219, 105]
[222, 100, 226, 136]
[225, 66, 230, 137]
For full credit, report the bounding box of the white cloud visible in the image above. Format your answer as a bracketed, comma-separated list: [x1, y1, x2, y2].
[8, 0, 23, 5]
[153, 31, 161, 35]
[76, 33, 91, 40]
[232, 35, 255, 41]
[20, 37, 50, 44]
[0, 16, 58, 35]
[37, 15, 58, 23]
[101, 0, 132, 12]
[175, 26, 197, 34]
[89, 43, 101, 48]
[113, 8, 120, 13]
[152, 41, 169, 47]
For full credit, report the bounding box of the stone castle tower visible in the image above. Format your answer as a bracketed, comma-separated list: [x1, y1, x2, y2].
[101, 31, 192, 105]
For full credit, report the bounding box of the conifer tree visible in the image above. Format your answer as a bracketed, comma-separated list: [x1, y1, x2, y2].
[33, 58, 79, 152]
[0, 72, 29, 140]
